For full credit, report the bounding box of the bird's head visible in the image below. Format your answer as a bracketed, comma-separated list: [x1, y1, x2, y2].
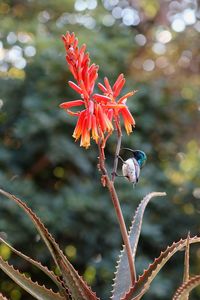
[132, 150, 147, 168]
[122, 148, 147, 169]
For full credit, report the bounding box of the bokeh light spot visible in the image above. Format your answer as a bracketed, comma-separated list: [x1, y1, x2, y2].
[18, 32, 32, 43]
[83, 266, 96, 284]
[74, 0, 87, 11]
[87, 0, 97, 10]
[102, 14, 115, 26]
[182, 8, 196, 25]
[0, 244, 11, 260]
[82, 16, 96, 29]
[193, 188, 200, 199]
[24, 46, 36, 57]
[143, 59, 155, 71]
[166, 169, 184, 185]
[183, 203, 195, 215]
[0, 63, 8, 73]
[171, 18, 186, 32]
[181, 87, 195, 100]
[7, 46, 23, 64]
[10, 289, 21, 300]
[178, 56, 190, 68]
[135, 34, 146, 46]
[38, 10, 50, 23]
[142, 0, 160, 18]
[8, 68, 25, 79]
[65, 245, 77, 259]
[109, 0, 119, 5]
[7, 32, 17, 45]
[156, 30, 172, 44]
[0, 48, 5, 60]
[53, 167, 65, 178]
[156, 56, 168, 68]
[14, 57, 27, 70]
[112, 6, 122, 19]
[122, 8, 140, 26]
[0, 99, 4, 109]
[152, 42, 166, 55]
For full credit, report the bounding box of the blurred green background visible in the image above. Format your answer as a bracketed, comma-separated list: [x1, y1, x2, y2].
[0, 0, 200, 299]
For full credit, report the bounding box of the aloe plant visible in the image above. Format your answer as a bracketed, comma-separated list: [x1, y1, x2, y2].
[0, 32, 199, 299]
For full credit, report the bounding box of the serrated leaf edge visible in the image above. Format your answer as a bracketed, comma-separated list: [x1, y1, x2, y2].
[0, 236, 69, 299]
[0, 189, 98, 300]
[0, 255, 65, 300]
[121, 236, 200, 300]
[172, 275, 200, 300]
[111, 192, 166, 300]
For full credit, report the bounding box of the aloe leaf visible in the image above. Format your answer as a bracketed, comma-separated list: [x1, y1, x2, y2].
[111, 192, 166, 300]
[0, 189, 98, 300]
[0, 236, 68, 299]
[172, 275, 200, 300]
[182, 233, 190, 300]
[183, 233, 190, 282]
[0, 293, 9, 300]
[121, 236, 200, 300]
[0, 255, 65, 300]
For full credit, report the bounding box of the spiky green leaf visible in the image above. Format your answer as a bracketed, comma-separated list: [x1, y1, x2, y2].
[121, 236, 200, 300]
[0, 236, 68, 299]
[172, 275, 200, 300]
[0, 255, 65, 300]
[0, 189, 98, 300]
[111, 192, 166, 300]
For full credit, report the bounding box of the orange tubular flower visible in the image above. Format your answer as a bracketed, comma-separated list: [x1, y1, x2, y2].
[59, 32, 136, 148]
[60, 32, 113, 148]
[94, 74, 137, 135]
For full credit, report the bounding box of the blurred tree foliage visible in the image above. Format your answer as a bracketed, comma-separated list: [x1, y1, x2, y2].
[0, 0, 200, 299]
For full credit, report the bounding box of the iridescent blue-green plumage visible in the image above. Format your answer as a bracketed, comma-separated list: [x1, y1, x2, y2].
[132, 150, 147, 168]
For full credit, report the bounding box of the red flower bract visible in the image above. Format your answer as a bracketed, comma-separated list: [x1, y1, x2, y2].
[94, 74, 137, 135]
[59, 32, 136, 148]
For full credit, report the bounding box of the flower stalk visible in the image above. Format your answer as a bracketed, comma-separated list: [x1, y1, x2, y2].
[112, 121, 122, 182]
[98, 142, 136, 286]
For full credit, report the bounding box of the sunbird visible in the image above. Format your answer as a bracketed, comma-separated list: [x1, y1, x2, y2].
[120, 148, 147, 186]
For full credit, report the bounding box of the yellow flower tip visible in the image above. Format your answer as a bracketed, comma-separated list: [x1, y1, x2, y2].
[80, 130, 91, 149]
[125, 123, 133, 135]
[81, 143, 90, 149]
[105, 117, 114, 132]
[72, 132, 80, 141]
[80, 140, 90, 149]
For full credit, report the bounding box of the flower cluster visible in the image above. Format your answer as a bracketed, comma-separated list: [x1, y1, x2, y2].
[60, 32, 136, 148]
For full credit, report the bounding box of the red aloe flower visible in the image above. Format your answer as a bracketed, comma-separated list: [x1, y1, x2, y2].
[60, 32, 113, 148]
[94, 74, 137, 135]
[59, 32, 136, 148]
